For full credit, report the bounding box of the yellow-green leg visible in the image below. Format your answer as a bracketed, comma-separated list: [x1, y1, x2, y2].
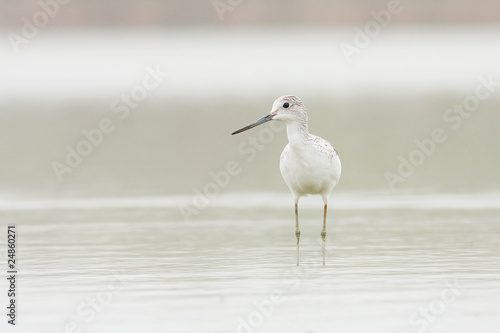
[295, 203, 300, 266]
[321, 204, 327, 267]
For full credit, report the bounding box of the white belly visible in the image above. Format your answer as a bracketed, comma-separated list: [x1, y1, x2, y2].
[279, 139, 341, 198]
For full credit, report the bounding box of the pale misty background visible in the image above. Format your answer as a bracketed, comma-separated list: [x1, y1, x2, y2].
[0, 0, 499, 198]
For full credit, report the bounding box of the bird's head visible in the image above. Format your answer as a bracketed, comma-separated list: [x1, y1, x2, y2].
[269, 95, 307, 124]
[232, 95, 307, 135]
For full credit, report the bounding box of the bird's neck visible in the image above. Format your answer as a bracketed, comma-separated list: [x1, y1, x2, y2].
[285, 120, 311, 147]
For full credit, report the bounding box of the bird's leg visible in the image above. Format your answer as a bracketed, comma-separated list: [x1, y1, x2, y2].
[295, 202, 300, 266]
[321, 204, 327, 267]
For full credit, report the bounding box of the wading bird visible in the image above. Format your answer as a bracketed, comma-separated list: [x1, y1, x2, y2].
[232, 95, 341, 266]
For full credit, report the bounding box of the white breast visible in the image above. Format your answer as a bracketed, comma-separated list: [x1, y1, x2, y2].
[279, 136, 341, 199]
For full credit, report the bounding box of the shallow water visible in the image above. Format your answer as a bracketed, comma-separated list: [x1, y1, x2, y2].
[1, 192, 499, 332]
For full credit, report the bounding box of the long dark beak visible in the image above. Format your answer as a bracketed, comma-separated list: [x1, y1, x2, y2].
[232, 114, 274, 135]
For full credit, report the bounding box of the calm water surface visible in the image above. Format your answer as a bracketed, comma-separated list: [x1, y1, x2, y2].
[1, 192, 499, 332]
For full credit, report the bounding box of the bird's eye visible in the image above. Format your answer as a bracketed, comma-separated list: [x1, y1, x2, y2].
[283, 102, 289, 108]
